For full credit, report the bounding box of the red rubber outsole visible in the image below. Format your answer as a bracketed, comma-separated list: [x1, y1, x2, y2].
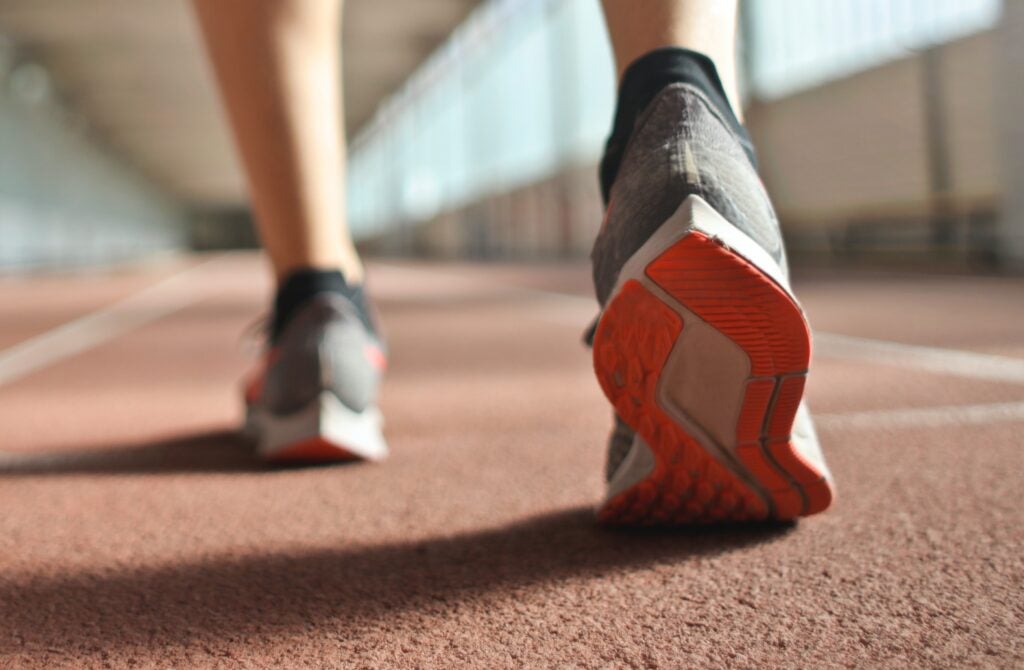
[594, 231, 833, 524]
[263, 436, 360, 464]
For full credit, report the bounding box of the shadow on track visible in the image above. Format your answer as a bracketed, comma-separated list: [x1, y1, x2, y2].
[0, 430, 265, 475]
[0, 507, 794, 656]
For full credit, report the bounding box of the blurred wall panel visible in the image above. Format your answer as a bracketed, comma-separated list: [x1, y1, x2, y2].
[0, 54, 187, 270]
[743, 27, 1007, 266]
[941, 32, 998, 206]
[747, 56, 933, 227]
[361, 164, 602, 260]
[997, 0, 1024, 269]
[355, 0, 1013, 269]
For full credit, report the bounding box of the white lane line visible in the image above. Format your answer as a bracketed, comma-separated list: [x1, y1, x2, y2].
[815, 401, 1024, 431]
[813, 332, 1024, 385]
[0, 258, 220, 388]
[371, 263, 597, 325]
[373, 263, 1024, 385]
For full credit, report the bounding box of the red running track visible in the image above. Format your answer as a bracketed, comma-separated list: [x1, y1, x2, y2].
[0, 254, 1022, 668]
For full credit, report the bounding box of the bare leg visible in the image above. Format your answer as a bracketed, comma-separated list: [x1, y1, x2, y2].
[600, 0, 742, 118]
[192, 0, 362, 283]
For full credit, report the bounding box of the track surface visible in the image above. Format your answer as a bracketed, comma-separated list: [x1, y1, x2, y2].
[1, 254, 1022, 668]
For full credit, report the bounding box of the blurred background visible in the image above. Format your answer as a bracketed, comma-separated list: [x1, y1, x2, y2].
[5, 5, 1024, 665]
[0, 0, 1019, 272]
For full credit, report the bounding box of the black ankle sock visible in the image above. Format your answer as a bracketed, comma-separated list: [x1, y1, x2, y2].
[271, 268, 375, 342]
[599, 47, 757, 204]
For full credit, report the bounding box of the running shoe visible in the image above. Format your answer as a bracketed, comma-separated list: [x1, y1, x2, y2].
[591, 83, 834, 524]
[243, 291, 387, 463]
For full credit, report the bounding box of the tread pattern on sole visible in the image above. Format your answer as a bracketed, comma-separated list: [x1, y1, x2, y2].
[646, 232, 831, 518]
[595, 230, 834, 524]
[594, 280, 769, 524]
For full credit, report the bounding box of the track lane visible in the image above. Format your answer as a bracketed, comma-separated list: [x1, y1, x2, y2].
[0, 256, 1021, 668]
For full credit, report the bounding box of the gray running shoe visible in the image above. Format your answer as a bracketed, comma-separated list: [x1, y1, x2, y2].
[591, 83, 834, 524]
[243, 293, 387, 463]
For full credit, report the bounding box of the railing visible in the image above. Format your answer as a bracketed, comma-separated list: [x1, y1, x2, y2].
[347, 0, 1004, 241]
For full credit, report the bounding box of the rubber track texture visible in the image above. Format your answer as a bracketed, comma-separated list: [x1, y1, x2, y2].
[594, 231, 832, 524]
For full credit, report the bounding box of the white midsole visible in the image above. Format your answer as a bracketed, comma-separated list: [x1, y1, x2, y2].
[247, 391, 388, 461]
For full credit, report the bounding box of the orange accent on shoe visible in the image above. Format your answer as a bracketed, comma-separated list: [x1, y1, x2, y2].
[243, 374, 263, 406]
[644, 231, 833, 519]
[735, 444, 803, 519]
[364, 344, 388, 372]
[264, 436, 358, 463]
[594, 280, 769, 525]
[242, 347, 281, 406]
[646, 233, 811, 376]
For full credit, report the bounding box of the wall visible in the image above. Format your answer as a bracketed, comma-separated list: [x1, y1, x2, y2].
[355, 2, 1012, 269]
[368, 29, 1008, 268]
[0, 54, 187, 271]
[996, 0, 1024, 269]
[747, 31, 999, 227]
[744, 29, 1003, 265]
[361, 163, 602, 260]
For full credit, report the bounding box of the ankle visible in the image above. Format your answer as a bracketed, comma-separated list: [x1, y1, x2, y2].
[336, 246, 365, 286]
[271, 267, 356, 342]
[599, 48, 755, 204]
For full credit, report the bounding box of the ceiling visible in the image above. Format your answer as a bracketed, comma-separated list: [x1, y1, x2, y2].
[0, 0, 481, 207]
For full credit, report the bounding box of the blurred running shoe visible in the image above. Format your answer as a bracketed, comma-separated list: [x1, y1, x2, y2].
[243, 277, 387, 463]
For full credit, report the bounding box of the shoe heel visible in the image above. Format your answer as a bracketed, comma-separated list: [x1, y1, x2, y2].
[594, 278, 770, 524]
[595, 195, 834, 522]
[646, 225, 831, 518]
[251, 390, 388, 463]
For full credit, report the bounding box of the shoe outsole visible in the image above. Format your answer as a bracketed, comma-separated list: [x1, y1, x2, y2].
[245, 391, 388, 465]
[594, 227, 833, 524]
[262, 436, 360, 464]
